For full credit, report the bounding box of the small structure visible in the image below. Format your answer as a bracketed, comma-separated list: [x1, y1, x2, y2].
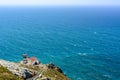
[27, 57, 40, 65]
[23, 53, 27, 58]
[23, 53, 27, 64]
[21, 53, 40, 66]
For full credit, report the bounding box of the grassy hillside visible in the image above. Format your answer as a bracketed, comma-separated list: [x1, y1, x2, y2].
[0, 65, 23, 80]
[0, 62, 70, 80]
[42, 69, 70, 80]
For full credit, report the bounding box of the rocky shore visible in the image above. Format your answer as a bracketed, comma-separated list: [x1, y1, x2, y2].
[0, 55, 69, 80]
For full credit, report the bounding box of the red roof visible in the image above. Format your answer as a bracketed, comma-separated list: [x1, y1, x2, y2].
[28, 57, 38, 62]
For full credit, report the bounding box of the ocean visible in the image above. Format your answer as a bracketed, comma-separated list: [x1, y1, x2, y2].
[0, 6, 120, 80]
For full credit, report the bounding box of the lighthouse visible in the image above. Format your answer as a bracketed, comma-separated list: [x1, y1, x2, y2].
[23, 53, 27, 64]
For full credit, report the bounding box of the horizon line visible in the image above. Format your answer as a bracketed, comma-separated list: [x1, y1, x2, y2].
[0, 5, 120, 7]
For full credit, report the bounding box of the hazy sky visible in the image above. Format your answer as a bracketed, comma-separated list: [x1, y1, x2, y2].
[0, 0, 120, 6]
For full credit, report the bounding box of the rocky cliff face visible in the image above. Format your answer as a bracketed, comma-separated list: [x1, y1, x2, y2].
[0, 64, 23, 80]
[0, 59, 70, 80]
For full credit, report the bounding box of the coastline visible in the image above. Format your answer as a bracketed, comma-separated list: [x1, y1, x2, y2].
[0, 57, 69, 80]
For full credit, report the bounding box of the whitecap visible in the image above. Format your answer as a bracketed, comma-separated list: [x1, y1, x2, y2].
[78, 53, 87, 56]
[103, 75, 111, 78]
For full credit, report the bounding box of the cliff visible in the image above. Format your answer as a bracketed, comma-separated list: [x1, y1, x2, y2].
[0, 65, 23, 80]
[0, 59, 69, 80]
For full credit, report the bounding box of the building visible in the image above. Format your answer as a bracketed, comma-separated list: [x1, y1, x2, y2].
[22, 53, 28, 64]
[22, 53, 40, 66]
[27, 56, 40, 65]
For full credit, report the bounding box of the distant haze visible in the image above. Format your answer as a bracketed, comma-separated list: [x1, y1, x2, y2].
[0, 0, 120, 6]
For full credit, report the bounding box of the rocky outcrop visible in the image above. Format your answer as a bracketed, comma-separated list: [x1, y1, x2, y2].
[0, 59, 70, 80]
[0, 59, 36, 79]
[47, 63, 63, 73]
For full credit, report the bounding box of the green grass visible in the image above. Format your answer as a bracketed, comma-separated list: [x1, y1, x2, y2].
[0, 65, 23, 80]
[43, 69, 70, 80]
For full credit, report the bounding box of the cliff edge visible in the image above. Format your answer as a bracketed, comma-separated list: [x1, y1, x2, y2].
[0, 54, 70, 80]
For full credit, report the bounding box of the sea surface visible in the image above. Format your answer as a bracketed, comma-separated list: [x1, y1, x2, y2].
[0, 6, 120, 80]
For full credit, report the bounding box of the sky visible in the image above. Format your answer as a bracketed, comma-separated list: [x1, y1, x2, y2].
[0, 0, 120, 6]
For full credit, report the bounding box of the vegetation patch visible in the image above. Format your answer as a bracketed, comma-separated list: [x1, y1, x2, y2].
[0, 65, 23, 80]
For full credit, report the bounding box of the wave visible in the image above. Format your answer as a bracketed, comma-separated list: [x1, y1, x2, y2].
[77, 52, 87, 56]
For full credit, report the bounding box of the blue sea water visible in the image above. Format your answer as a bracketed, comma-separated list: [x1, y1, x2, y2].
[0, 6, 120, 80]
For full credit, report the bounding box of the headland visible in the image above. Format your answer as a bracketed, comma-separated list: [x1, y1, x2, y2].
[0, 53, 69, 80]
